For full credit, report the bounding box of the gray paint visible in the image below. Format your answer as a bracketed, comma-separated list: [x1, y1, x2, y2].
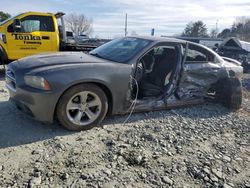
[6, 36, 243, 124]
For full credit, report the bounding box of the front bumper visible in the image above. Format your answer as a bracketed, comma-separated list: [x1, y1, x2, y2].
[6, 84, 58, 124]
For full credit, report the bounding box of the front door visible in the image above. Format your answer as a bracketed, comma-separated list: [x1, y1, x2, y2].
[133, 43, 185, 111]
[6, 15, 55, 60]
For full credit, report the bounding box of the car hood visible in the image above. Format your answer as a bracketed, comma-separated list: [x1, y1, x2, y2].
[15, 52, 108, 69]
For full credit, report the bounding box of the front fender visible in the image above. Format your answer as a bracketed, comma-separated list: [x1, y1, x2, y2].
[37, 63, 132, 115]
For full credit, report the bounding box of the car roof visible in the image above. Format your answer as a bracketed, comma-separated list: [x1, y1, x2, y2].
[127, 36, 187, 44]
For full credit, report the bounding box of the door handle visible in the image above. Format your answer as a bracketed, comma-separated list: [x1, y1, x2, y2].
[42, 36, 50, 40]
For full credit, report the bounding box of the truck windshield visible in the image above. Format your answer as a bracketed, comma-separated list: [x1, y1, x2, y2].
[0, 13, 22, 26]
[90, 37, 152, 64]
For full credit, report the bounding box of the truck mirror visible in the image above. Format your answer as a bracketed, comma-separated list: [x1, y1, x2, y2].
[13, 19, 21, 32]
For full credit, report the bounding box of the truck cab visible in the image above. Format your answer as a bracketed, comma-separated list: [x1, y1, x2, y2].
[0, 12, 66, 64]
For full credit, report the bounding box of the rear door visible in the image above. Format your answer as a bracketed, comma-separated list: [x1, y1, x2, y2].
[6, 15, 54, 60]
[176, 43, 221, 99]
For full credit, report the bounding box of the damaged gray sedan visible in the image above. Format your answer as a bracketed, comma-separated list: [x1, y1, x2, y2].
[6, 36, 243, 131]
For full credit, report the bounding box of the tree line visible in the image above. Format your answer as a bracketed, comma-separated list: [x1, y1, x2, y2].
[182, 17, 250, 42]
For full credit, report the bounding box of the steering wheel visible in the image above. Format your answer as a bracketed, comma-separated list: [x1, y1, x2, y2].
[141, 54, 155, 73]
[135, 54, 155, 81]
[134, 60, 144, 81]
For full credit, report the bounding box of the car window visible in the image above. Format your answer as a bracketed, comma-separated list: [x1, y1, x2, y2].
[154, 46, 175, 55]
[7, 15, 55, 33]
[186, 44, 214, 63]
[90, 37, 152, 64]
[139, 44, 178, 73]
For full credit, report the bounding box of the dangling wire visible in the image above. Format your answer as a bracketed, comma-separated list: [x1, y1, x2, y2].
[122, 76, 139, 126]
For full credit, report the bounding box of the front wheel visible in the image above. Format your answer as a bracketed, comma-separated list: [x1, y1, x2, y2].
[56, 84, 108, 131]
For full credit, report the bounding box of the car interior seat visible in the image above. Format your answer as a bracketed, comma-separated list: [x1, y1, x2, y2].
[140, 48, 177, 97]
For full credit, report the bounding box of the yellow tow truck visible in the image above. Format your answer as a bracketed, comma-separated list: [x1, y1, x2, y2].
[0, 11, 96, 65]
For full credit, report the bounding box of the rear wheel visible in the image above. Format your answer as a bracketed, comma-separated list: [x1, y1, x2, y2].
[57, 84, 108, 131]
[215, 77, 242, 110]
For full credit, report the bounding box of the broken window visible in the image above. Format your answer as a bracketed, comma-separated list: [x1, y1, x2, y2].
[186, 44, 215, 63]
[134, 45, 180, 99]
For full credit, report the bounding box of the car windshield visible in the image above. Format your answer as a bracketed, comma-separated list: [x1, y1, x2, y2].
[90, 37, 152, 64]
[0, 13, 22, 26]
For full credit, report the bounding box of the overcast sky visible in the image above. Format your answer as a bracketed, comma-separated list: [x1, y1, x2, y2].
[1, 0, 250, 38]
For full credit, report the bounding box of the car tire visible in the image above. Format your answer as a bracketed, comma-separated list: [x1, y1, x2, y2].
[0, 56, 3, 65]
[56, 84, 108, 131]
[216, 77, 242, 110]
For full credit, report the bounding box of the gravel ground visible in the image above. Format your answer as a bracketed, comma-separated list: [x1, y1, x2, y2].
[0, 67, 249, 188]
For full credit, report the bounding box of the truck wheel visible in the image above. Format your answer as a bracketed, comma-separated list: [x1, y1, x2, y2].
[216, 77, 242, 110]
[56, 84, 108, 131]
[0, 56, 3, 65]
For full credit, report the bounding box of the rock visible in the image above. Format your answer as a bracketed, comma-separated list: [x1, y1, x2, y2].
[152, 151, 161, 159]
[210, 175, 218, 182]
[223, 183, 234, 188]
[167, 152, 173, 156]
[151, 179, 160, 186]
[54, 136, 63, 141]
[203, 167, 210, 175]
[141, 173, 147, 179]
[75, 136, 84, 141]
[211, 168, 223, 179]
[118, 143, 129, 148]
[161, 176, 173, 185]
[154, 126, 162, 132]
[56, 143, 65, 150]
[0, 89, 7, 93]
[133, 141, 139, 147]
[28, 176, 42, 187]
[61, 173, 69, 180]
[31, 149, 43, 155]
[104, 169, 112, 176]
[193, 169, 204, 180]
[204, 176, 210, 182]
[135, 155, 143, 164]
[80, 174, 88, 180]
[235, 157, 243, 161]
[245, 183, 250, 188]
[141, 133, 156, 142]
[104, 139, 116, 146]
[223, 155, 231, 162]
[34, 171, 41, 177]
[0, 165, 4, 171]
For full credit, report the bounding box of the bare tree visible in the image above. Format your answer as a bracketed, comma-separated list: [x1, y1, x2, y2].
[217, 17, 250, 42]
[65, 13, 93, 36]
[210, 28, 218, 38]
[232, 17, 250, 41]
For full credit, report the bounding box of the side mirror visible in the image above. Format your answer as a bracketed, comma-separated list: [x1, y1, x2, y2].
[13, 19, 21, 32]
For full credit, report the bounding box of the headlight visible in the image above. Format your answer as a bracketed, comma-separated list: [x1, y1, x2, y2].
[24, 76, 51, 91]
